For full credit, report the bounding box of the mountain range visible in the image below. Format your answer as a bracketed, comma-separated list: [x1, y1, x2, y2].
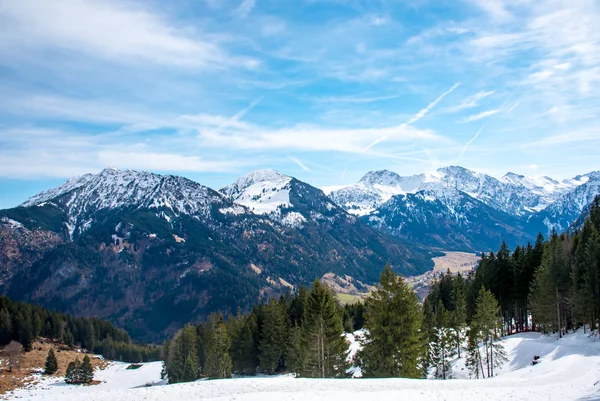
[327, 166, 599, 250]
[0, 165, 598, 340]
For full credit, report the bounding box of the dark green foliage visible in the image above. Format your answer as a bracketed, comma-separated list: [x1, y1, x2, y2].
[165, 324, 199, 384]
[0, 309, 12, 345]
[429, 301, 454, 379]
[297, 280, 347, 378]
[467, 287, 506, 378]
[204, 321, 232, 379]
[65, 356, 94, 384]
[258, 299, 289, 374]
[343, 302, 365, 332]
[358, 265, 425, 378]
[44, 348, 58, 375]
[0, 296, 159, 363]
[228, 311, 258, 375]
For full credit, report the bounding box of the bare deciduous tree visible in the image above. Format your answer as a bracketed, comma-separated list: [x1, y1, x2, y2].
[3, 341, 23, 372]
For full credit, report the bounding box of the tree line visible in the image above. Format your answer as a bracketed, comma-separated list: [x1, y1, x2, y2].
[0, 296, 160, 363]
[423, 197, 600, 378]
[163, 266, 432, 383]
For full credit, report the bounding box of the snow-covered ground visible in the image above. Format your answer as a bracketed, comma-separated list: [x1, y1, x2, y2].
[8, 330, 600, 400]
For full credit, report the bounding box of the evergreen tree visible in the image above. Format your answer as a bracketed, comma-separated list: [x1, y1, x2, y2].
[65, 359, 80, 384]
[298, 279, 347, 378]
[429, 301, 455, 379]
[166, 324, 199, 384]
[450, 274, 466, 358]
[205, 321, 232, 379]
[285, 324, 304, 374]
[358, 266, 425, 378]
[465, 328, 485, 379]
[65, 357, 93, 384]
[229, 311, 258, 375]
[258, 298, 289, 374]
[80, 355, 94, 383]
[44, 348, 58, 375]
[470, 287, 506, 378]
[530, 233, 571, 337]
[0, 309, 12, 345]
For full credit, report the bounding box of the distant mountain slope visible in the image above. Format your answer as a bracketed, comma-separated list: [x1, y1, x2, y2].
[365, 187, 529, 251]
[0, 168, 433, 341]
[328, 166, 599, 250]
[528, 172, 600, 234]
[328, 166, 583, 218]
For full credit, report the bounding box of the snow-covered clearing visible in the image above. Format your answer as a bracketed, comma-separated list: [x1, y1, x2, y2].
[8, 330, 600, 401]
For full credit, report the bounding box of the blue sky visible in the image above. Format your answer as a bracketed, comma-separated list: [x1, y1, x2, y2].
[1, 0, 600, 208]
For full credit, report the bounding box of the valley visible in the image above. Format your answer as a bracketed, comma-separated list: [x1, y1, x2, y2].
[0, 166, 598, 341]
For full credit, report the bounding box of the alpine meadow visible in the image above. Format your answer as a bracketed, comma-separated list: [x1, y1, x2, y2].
[1, 0, 600, 400]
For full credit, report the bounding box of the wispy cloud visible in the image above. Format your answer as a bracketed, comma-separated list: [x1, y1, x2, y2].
[0, 0, 258, 69]
[446, 90, 495, 113]
[289, 156, 311, 172]
[363, 82, 460, 151]
[313, 94, 401, 104]
[235, 0, 256, 18]
[464, 109, 500, 122]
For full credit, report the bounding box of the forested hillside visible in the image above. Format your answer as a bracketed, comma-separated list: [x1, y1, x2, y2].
[0, 296, 159, 363]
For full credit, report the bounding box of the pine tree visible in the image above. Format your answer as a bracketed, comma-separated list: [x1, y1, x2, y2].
[44, 348, 58, 375]
[229, 311, 258, 375]
[470, 287, 506, 378]
[65, 359, 80, 384]
[450, 274, 467, 358]
[530, 233, 571, 337]
[80, 355, 94, 383]
[65, 357, 92, 384]
[430, 301, 455, 379]
[286, 324, 304, 374]
[166, 324, 199, 384]
[358, 265, 425, 378]
[205, 321, 232, 379]
[258, 298, 289, 374]
[298, 279, 347, 378]
[465, 328, 484, 379]
[0, 309, 12, 345]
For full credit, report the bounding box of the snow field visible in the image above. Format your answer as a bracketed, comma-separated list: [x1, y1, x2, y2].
[8, 330, 600, 401]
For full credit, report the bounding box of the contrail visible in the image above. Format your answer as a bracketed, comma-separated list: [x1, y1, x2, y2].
[289, 156, 311, 172]
[458, 123, 486, 160]
[363, 82, 460, 152]
[508, 100, 520, 113]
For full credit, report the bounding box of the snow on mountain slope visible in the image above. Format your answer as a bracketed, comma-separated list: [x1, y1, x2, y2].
[329, 166, 597, 219]
[10, 330, 600, 401]
[20, 167, 238, 238]
[529, 173, 600, 233]
[219, 169, 293, 214]
[366, 187, 529, 251]
[219, 169, 346, 229]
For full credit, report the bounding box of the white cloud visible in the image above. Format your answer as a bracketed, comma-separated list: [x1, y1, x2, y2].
[0, 0, 257, 69]
[446, 90, 495, 113]
[235, 0, 256, 18]
[467, 0, 511, 21]
[201, 124, 446, 153]
[313, 94, 401, 104]
[371, 16, 389, 26]
[0, 128, 243, 178]
[464, 109, 501, 122]
[364, 82, 460, 151]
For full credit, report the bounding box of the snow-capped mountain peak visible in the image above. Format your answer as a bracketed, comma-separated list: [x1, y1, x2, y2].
[21, 167, 233, 239]
[358, 170, 403, 186]
[219, 169, 293, 215]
